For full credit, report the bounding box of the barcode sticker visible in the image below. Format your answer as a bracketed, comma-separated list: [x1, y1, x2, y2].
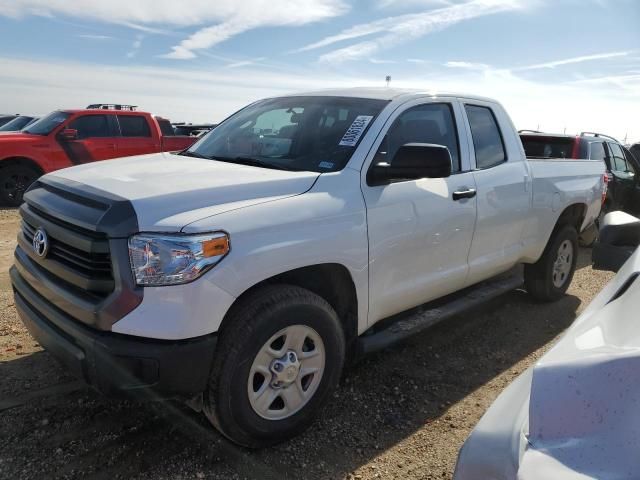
[339, 115, 373, 147]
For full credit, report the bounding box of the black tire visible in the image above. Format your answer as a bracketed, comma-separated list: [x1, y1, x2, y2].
[525, 224, 578, 302]
[204, 284, 345, 448]
[0, 163, 40, 207]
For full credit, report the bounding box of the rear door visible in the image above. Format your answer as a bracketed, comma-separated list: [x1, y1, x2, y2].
[64, 114, 119, 164]
[463, 102, 529, 285]
[115, 114, 160, 157]
[362, 98, 477, 324]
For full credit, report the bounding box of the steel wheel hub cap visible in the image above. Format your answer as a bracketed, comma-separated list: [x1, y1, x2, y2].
[248, 325, 325, 420]
[552, 239, 573, 288]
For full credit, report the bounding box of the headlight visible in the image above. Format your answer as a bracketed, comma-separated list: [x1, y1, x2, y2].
[128, 232, 230, 286]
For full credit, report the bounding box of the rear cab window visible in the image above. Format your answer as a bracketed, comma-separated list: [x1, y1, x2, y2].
[520, 135, 576, 159]
[156, 118, 175, 136]
[465, 105, 506, 169]
[117, 115, 152, 137]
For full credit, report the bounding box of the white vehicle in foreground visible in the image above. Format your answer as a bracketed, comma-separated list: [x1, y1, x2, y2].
[454, 211, 640, 480]
[12, 88, 606, 447]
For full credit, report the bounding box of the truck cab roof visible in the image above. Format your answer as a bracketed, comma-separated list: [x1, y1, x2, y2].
[286, 87, 498, 104]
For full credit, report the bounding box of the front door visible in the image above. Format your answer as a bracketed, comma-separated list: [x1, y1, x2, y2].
[362, 99, 477, 325]
[64, 114, 119, 165]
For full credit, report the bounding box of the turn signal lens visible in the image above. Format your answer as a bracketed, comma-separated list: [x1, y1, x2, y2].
[203, 236, 230, 257]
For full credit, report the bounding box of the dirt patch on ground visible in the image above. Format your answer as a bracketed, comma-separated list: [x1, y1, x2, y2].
[0, 208, 614, 479]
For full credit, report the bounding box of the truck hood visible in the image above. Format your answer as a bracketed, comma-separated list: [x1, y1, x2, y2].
[519, 247, 640, 479]
[455, 249, 640, 480]
[47, 152, 320, 231]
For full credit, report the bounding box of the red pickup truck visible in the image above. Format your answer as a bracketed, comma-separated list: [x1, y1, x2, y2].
[0, 107, 198, 206]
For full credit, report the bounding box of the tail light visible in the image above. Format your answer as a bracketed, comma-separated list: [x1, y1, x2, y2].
[601, 172, 610, 205]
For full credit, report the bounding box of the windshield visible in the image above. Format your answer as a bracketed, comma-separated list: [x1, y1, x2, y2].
[187, 96, 389, 172]
[0, 116, 35, 132]
[23, 111, 71, 135]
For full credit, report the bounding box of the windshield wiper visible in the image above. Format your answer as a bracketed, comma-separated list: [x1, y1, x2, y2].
[232, 156, 291, 170]
[215, 155, 300, 171]
[179, 151, 301, 171]
[178, 150, 211, 159]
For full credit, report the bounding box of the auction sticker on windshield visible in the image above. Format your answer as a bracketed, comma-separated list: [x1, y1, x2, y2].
[339, 115, 373, 147]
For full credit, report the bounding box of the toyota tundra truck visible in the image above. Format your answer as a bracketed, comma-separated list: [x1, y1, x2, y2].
[0, 105, 197, 206]
[11, 88, 606, 447]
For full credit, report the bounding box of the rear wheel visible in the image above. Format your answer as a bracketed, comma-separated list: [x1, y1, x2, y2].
[0, 163, 40, 207]
[204, 285, 345, 448]
[525, 225, 578, 302]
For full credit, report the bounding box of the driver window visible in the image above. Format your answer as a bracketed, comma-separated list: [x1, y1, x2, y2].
[375, 103, 460, 172]
[68, 115, 110, 139]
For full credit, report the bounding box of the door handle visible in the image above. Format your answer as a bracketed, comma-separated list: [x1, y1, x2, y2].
[452, 188, 477, 201]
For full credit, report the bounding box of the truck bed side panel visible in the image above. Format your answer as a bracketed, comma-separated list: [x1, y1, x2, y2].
[522, 159, 605, 262]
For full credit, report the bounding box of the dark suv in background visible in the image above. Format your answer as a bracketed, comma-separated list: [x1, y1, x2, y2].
[520, 131, 640, 218]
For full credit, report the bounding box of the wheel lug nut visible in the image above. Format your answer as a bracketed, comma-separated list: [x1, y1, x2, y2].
[273, 362, 282, 372]
[289, 352, 296, 362]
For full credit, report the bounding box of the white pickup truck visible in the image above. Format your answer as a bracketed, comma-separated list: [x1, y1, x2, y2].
[11, 88, 605, 447]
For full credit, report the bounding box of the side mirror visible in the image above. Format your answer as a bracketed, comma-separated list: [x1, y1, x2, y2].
[368, 143, 452, 186]
[592, 211, 640, 272]
[59, 128, 78, 141]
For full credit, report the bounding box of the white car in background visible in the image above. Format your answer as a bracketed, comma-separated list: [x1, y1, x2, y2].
[454, 211, 640, 479]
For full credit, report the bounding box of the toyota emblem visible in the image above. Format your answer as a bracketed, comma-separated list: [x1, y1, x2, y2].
[32, 228, 49, 258]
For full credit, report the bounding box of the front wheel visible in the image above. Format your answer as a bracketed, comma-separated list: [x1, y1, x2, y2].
[0, 164, 40, 207]
[525, 224, 578, 302]
[204, 285, 345, 448]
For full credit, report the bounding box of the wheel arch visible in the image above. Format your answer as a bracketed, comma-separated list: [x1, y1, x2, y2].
[0, 156, 45, 175]
[554, 203, 587, 233]
[219, 263, 359, 354]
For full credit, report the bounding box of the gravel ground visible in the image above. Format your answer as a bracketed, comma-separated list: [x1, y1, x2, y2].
[0, 207, 614, 479]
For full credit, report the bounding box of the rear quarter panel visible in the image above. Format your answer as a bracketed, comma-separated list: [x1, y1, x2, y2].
[522, 159, 605, 262]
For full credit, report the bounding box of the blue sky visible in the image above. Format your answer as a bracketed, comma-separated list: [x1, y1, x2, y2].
[0, 0, 638, 141]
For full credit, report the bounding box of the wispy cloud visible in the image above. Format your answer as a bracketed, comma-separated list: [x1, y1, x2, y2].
[297, 0, 532, 64]
[369, 58, 397, 64]
[445, 61, 490, 70]
[516, 51, 632, 71]
[76, 34, 113, 40]
[225, 57, 267, 69]
[376, 0, 454, 7]
[0, 0, 349, 59]
[161, 1, 350, 59]
[572, 73, 640, 93]
[126, 34, 144, 59]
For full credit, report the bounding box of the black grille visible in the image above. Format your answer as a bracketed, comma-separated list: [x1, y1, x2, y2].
[19, 204, 115, 298]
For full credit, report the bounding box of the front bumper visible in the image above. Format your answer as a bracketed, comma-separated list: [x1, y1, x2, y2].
[11, 266, 217, 399]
